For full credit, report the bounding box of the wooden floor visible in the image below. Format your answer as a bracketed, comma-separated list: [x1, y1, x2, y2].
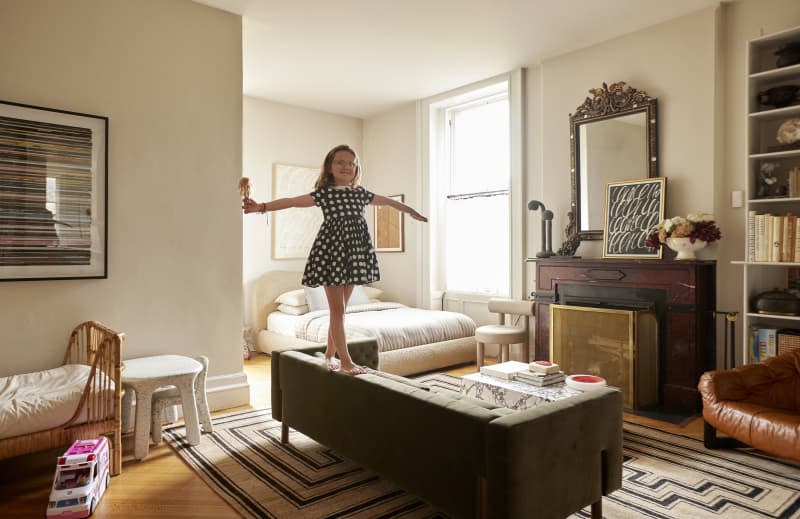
[1, 353, 704, 518]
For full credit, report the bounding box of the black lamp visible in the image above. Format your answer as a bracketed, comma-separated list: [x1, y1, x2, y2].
[528, 200, 554, 258]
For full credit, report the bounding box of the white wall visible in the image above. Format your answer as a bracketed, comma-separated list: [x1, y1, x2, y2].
[530, 7, 718, 275]
[361, 104, 421, 306]
[242, 96, 362, 327]
[358, 0, 800, 366]
[0, 0, 246, 408]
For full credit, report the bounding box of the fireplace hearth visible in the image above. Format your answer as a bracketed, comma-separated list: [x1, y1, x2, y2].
[529, 258, 716, 413]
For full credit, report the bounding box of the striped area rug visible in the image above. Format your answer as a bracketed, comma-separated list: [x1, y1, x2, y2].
[164, 375, 800, 519]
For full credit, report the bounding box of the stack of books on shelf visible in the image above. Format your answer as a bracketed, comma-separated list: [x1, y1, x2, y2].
[514, 360, 566, 387]
[747, 212, 800, 262]
[749, 327, 800, 363]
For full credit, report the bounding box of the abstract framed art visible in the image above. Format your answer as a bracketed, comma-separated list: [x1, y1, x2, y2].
[602, 177, 666, 259]
[0, 100, 108, 281]
[374, 194, 404, 253]
[271, 163, 321, 259]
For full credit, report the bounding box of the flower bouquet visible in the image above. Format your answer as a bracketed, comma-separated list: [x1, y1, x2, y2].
[645, 213, 722, 259]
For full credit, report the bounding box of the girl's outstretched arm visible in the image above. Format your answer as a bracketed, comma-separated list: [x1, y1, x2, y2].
[370, 194, 428, 222]
[242, 194, 315, 214]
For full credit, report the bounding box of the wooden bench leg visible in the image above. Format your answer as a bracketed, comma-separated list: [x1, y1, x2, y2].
[591, 498, 602, 519]
[281, 422, 289, 444]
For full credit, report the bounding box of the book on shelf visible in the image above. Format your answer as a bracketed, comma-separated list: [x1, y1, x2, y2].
[479, 361, 529, 380]
[750, 327, 778, 362]
[748, 213, 800, 262]
[772, 215, 783, 262]
[747, 210, 756, 262]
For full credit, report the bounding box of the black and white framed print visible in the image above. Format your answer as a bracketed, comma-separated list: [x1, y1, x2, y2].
[602, 177, 666, 259]
[0, 100, 108, 280]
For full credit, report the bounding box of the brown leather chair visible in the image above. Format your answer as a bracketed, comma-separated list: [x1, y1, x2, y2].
[698, 350, 800, 461]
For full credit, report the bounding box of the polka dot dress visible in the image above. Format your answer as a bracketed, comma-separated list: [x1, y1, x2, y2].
[302, 185, 380, 287]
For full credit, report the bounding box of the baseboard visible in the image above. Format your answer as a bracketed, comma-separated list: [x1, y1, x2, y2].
[206, 371, 251, 412]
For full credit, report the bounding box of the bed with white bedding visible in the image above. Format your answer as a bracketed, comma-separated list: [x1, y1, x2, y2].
[251, 270, 476, 375]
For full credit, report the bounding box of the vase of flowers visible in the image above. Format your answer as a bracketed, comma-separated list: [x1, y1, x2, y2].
[645, 212, 722, 260]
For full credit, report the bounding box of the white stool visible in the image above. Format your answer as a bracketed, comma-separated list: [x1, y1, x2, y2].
[476, 298, 535, 368]
[151, 355, 214, 444]
[121, 354, 204, 460]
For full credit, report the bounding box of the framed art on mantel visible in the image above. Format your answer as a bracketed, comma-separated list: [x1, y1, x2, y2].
[602, 177, 666, 259]
[374, 194, 404, 252]
[0, 100, 108, 281]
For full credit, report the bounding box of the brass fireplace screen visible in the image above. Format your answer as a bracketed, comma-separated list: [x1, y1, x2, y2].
[550, 304, 658, 409]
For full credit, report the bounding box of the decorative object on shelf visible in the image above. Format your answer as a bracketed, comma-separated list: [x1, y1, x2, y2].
[602, 177, 666, 259]
[777, 118, 800, 145]
[752, 289, 800, 316]
[775, 41, 800, 68]
[645, 212, 722, 260]
[757, 162, 779, 197]
[527, 200, 554, 258]
[758, 85, 800, 108]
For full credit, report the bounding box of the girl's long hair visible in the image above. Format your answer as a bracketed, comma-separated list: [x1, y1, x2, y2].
[314, 144, 362, 189]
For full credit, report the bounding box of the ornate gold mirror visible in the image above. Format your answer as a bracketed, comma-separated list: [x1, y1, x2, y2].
[558, 82, 658, 256]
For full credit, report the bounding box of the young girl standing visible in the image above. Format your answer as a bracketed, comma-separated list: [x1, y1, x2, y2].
[243, 144, 428, 374]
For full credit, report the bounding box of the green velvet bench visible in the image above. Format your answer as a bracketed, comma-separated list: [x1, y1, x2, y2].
[271, 340, 623, 519]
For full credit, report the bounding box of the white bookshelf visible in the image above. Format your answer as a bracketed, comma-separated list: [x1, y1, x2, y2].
[741, 25, 800, 364]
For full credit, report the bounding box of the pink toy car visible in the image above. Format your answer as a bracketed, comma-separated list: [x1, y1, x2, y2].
[46, 437, 110, 518]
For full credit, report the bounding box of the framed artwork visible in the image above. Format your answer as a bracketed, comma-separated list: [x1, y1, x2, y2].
[602, 177, 666, 259]
[374, 194, 404, 253]
[271, 163, 321, 259]
[0, 100, 108, 281]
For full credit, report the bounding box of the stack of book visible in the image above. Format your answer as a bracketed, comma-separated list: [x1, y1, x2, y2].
[479, 361, 530, 380]
[514, 370, 566, 386]
[513, 360, 565, 386]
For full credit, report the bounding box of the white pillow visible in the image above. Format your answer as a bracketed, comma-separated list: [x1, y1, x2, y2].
[275, 288, 306, 307]
[304, 287, 328, 312]
[348, 285, 371, 306]
[362, 286, 383, 300]
[302, 285, 372, 312]
[277, 303, 309, 315]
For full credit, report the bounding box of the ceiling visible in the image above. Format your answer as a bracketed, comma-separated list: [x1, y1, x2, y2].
[195, 0, 721, 119]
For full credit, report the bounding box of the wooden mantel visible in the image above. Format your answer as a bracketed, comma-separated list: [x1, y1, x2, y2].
[529, 257, 716, 413]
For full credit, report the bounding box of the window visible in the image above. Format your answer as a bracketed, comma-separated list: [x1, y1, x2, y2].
[442, 90, 510, 295]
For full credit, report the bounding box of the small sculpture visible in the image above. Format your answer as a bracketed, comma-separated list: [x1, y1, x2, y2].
[758, 162, 778, 197]
[777, 118, 800, 145]
[527, 200, 554, 258]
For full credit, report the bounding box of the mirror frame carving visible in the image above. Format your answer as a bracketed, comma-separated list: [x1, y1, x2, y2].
[558, 81, 658, 256]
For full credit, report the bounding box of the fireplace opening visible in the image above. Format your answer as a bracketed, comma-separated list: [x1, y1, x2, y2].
[550, 304, 658, 409]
